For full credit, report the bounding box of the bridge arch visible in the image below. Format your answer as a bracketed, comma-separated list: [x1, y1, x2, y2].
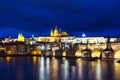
[114, 50, 120, 58]
[114, 47, 120, 58]
[75, 50, 82, 57]
[91, 49, 102, 58]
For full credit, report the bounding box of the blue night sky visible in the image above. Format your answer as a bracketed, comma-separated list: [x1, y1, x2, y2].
[0, 0, 120, 37]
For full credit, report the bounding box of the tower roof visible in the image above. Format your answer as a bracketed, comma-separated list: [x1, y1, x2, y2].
[54, 25, 59, 33]
[55, 25, 58, 30]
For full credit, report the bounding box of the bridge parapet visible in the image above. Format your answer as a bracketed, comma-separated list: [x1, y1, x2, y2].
[78, 43, 120, 51]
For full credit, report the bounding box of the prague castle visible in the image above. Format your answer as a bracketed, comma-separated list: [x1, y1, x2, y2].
[1, 26, 117, 44]
[50, 26, 69, 37]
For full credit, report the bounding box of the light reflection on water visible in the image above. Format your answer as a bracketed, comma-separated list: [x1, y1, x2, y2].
[0, 57, 120, 80]
[96, 60, 102, 80]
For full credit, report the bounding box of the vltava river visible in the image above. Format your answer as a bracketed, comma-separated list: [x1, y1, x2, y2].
[0, 57, 120, 80]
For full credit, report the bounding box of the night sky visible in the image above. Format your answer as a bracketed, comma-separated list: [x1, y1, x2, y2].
[0, 0, 120, 37]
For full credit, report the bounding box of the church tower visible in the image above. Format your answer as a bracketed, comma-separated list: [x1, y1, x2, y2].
[18, 33, 25, 42]
[54, 26, 59, 36]
[50, 25, 69, 37]
[50, 29, 54, 36]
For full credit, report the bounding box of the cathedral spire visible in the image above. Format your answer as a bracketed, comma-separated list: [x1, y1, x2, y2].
[50, 29, 54, 36]
[50, 25, 69, 37]
[54, 25, 59, 36]
[55, 25, 58, 30]
[59, 28, 61, 32]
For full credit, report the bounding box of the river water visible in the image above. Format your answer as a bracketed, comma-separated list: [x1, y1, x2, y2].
[0, 57, 120, 80]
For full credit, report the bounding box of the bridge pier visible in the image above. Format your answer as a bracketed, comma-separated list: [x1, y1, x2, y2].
[100, 49, 114, 59]
[100, 37, 114, 59]
[81, 40, 92, 58]
[81, 49, 92, 58]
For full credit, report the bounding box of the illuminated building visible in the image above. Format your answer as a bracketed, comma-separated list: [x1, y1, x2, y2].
[73, 37, 107, 44]
[34, 28, 117, 43]
[35, 36, 60, 42]
[0, 46, 6, 55]
[30, 34, 36, 45]
[50, 26, 69, 37]
[18, 33, 25, 42]
[6, 45, 17, 54]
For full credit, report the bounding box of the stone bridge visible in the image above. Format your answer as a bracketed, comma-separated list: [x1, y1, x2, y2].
[39, 42, 120, 58]
[75, 43, 120, 58]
